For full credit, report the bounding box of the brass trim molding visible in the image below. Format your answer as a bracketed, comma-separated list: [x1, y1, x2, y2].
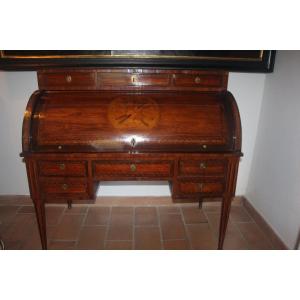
[0, 50, 264, 61]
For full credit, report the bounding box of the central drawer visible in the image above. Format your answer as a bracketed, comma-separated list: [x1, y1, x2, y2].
[93, 161, 173, 178]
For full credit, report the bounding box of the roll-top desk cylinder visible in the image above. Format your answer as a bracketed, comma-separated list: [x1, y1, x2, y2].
[21, 68, 242, 249]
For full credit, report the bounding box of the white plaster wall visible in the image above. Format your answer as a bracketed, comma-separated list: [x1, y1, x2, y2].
[0, 71, 265, 196]
[246, 51, 300, 249]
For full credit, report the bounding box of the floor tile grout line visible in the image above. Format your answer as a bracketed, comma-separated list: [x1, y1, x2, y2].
[233, 221, 252, 250]
[178, 206, 193, 250]
[74, 206, 90, 249]
[156, 206, 164, 250]
[238, 219, 275, 250]
[202, 209, 219, 246]
[103, 206, 112, 250]
[132, 207, 136, 250]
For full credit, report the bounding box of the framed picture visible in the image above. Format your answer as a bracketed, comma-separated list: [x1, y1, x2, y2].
[0, 50, 275, 72]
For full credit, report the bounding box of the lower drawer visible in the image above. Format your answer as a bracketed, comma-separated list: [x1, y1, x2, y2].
[178, 179, 224, 196]
[39, 178, 89, 200]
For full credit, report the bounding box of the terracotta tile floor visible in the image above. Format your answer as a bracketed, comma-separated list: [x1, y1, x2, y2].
[0, 200, 276, 250]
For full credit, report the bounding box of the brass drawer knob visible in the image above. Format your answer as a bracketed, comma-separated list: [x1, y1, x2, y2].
[130, 164, 137, 172]
[61, 183, 68, 190]
[58, 145, 62, 150]
[202, 144, 207, 149]
[195, 76, 201, 84]
[66, 75, 72, 83]
[199, 162, 206, 169]
[59, 163, 66, 170]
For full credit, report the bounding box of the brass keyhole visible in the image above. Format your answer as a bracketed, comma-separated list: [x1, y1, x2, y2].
[131, 75, 138, 83]
[131, 138, 136, 147]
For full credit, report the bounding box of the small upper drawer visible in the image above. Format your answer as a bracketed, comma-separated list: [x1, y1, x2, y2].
[173, 74, 224, 88]
[93, 161, 173, 178]
[38, 71, 96, 90]
[98, 73, 170, 88]
[38, 161, 87, 177]
[179, 160, 226, 176]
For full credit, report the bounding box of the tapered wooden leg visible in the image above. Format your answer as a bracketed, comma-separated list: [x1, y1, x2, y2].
[67, 200, 72, 209]
[33, 196, 47, 250]
[198, 196, 203, 209]
[218, 195, 232, 250]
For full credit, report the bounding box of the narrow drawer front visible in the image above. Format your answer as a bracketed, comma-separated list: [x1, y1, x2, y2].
[40, 178, 88, 194]
[174, 74, 224, 88]
[38, 71, 96, 90]
[38, 161, 87, 177]
[179, 180, 224, 195]
[179, 160, 226, 176]
[93, 161, 172, 177]
[98, 73, 170, 87]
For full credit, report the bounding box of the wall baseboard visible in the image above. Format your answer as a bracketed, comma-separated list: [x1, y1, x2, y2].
[241, 196, 289, 250]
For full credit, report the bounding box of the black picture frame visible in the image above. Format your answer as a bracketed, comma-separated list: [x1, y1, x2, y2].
[0, 50, 276, 72]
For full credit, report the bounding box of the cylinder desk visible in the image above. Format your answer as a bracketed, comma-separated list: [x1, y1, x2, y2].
[21, 68, 242, 249]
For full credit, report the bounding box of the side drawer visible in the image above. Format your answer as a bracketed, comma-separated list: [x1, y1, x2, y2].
[178, 179, 225, 195]
[39, 178, 89, 201]
[179, 159, 226, 176]
[38, 161, 87, 177]
[93, 161, 173, 178]
[98, 73, 170, 88]
[173, 74, 224, 88]
[38, 71, 96, 90]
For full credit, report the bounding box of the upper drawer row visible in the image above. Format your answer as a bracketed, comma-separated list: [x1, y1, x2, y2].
[37, 70, 228, 91]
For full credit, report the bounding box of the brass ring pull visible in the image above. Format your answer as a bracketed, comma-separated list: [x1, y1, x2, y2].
[59, 163, 65, 170]
[130, 164, 136, 172]
[199, 162, 206, 169]
[195, 76, 201, 84]
[66, 75, 72, 83]
[62, 183, 68, 190]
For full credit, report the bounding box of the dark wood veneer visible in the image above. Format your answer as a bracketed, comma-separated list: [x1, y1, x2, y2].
[21, 68, 242, 249]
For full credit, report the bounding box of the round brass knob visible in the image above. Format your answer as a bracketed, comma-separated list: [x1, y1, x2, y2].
[195, 76, 201, 84]
[199, 162, 206, 169]
[58, 145, 62, 150]
[62, 183, 68, 190]
[202, 145, 207, 149]
[59, 163, 65, 170]
[130, 164, 137, 172]
[66, 75, 72, 83]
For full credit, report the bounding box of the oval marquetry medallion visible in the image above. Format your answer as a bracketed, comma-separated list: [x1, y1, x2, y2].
[108, 97, 160, 129]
